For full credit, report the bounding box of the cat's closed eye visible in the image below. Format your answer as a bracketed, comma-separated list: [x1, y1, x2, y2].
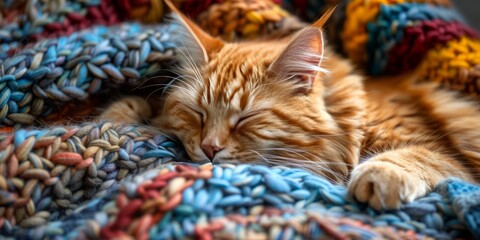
[196, 111, 205, 125]
[234, 112, 260, 129]
[186, 106, 204, 125]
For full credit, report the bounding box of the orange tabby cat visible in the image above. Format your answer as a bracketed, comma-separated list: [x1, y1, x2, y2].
[100, 2, 480, 210]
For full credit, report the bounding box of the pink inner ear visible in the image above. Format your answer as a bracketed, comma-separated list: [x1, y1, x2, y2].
[270, 27, 326, 91]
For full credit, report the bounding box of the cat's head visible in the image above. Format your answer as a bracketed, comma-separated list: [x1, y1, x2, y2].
[156, 1, 364, 182]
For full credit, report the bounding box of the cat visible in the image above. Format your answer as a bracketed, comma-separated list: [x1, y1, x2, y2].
[100, 1, 480, 210]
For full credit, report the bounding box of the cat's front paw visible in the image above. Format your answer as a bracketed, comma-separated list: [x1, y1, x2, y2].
[100, 96, 152, 124]
[347, 161, 428, 210]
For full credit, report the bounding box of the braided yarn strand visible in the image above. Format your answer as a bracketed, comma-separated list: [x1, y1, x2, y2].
[0, 0, 223, 57]
[99, 164, 471, 239]
[0, 23, 178, 128]
[197, 0, 302, 41]
[319, 0, 480, 96]
[1, 0, 480, 239]
[420, 37, 480, 93]
[365, 3, 466, 75]
[0, 122, 181, 233]
[0, 0, 122, 55]
[5, 162, 474, 239]
[340, 0, 452, 67]
[385, 20, 478, 74]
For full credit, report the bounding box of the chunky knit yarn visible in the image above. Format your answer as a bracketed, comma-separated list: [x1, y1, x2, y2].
[1, 0, 480, 239]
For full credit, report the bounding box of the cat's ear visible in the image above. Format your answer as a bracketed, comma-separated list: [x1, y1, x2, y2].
[269, 6, 336, 93]
[312, 5, 336, 29]
[269, 27, 326, 93]
[164, 0, 224, 63]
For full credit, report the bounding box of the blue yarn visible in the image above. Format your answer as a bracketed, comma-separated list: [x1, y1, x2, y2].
[366, 3, 466, 75]
[0, 163, 465, 239]
[281, 0, 329, 21]
[0, 23, 179, 127]
[437, 179, 480, 239]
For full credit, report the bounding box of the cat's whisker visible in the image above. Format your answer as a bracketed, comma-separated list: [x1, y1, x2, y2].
[249, 150, 273, 164]
[130, 69, 175, 89]
[173, 41, 205, 85]
[160, 80, 182, 113]
[133, 75, 178, 90]
[135, 77, 194, 91]
[261, 154, 348, 182]
[158, 73, 207, 113]
[141, 83, 194, 100]
[171, 43, 211, 105]
[259, 147, 354, 169]
[264, 157, 346, 183]
[271, 155, 349, 182]
[136, 72, 199, 99]
[145, 75, 198, 101]
[255, 147, 346, 180]
[133, 69, 201, 94]
[139, 73, 199, 85]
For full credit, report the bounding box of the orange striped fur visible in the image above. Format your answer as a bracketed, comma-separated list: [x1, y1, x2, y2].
[101, 7, 480, 209]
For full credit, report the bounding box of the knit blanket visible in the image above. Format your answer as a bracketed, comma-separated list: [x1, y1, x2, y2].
[1, 124, 479, 239]
[1, 0, 480, 239]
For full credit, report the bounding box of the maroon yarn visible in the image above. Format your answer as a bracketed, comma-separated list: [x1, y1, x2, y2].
[29, 0, 123, 41]
[114, 0, 221, 20]
[386, 20, 479, 74]
[115, 0, 152, 20]
[286, 0, 308, 18]
[179, 0, 222, 19]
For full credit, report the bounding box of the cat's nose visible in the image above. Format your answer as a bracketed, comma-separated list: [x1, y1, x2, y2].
[201, 139, 224, 160]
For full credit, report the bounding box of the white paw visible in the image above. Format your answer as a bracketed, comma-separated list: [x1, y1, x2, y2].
[347, 161, 428, 210]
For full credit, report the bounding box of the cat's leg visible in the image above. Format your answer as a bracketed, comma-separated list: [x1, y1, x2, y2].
[100, 96, 152, 124]
[348, 145, 472, 210]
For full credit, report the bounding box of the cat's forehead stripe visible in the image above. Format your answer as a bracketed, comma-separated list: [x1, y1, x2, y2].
[205, 57, 266, 107]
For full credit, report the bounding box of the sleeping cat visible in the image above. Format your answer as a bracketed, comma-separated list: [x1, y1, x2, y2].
[100, 2, 480, 210]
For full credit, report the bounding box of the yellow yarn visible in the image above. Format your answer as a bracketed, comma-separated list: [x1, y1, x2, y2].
[342, 0, 452, 66]
[198, 0, 291, 41]
[130, 0, 185, 23]
[129, 0, 163, 23]
[420, 37, 480, 93]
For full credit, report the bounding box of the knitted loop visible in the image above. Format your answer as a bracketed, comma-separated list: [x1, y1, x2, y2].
[0, 0, 221, 55]
[19, 163, 472, 239]
[386, 20, 478, 74]
[0, 23, 178, 128]
[341, 0, 451, 66]
[0, 0, 122, 54]
[198, 0, 296, 41]
[2, 1, 480, 239]
[0, 122, 180, 231]
[3, 161, 480, 238]
[420, 37, 480, 94]
[366, 3, 466, 75]
[98, 164, 477, 239]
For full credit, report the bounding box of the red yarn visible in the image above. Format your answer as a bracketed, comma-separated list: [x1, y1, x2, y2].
[386, 20, 479, 74]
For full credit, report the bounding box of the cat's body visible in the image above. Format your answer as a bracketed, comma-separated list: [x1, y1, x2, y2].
[101, 3, 480, 209]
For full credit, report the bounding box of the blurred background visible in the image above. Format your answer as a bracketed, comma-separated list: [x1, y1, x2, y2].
[454, 1, 480, 31]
